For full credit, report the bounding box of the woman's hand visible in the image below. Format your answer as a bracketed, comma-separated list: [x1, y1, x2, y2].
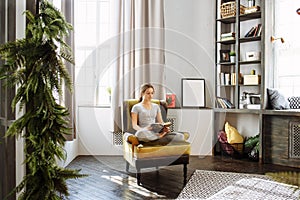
[162, 126, 170, 133]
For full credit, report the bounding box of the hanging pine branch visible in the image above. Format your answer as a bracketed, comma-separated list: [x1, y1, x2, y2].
[0, 1, 85, 199]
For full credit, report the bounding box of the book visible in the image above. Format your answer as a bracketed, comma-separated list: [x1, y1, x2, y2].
[244, 24, 262, 38]
[224, 73, 230, 85]
[150, 122, 172, 133]
[253, 24, 259, 37]
[231, 73, 236, 85]
[166, 93, 176, 108]
[220, 72, 225, 85]
[216, 97, 235, 109]
[221, 32, 235, 38]
[245, 26, 256, 37]
[220, 36, 235, 41]
[222, 98, 235, 108]
[216, 98, 226, 108]
[256, 24, 262, 36]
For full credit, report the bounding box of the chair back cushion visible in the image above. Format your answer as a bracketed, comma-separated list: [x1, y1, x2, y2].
[123, 99, 168, 133]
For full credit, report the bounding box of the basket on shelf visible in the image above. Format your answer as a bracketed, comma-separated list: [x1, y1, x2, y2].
[220, 142, 244, 159]
[220, 2, 246, 18]
[217, 130, 244, 159]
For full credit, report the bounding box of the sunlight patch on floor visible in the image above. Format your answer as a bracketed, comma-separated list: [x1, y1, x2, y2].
[101, 175, 166, 198]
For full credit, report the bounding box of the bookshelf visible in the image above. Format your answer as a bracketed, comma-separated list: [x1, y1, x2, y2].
[214, 0, 265, 158]
[215, 0, 264, 111]
[214, 0, 300, 169]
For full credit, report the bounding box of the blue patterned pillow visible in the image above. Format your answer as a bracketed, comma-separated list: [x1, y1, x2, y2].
[288, 96, 300, 109]
[267, 88, 290, 110]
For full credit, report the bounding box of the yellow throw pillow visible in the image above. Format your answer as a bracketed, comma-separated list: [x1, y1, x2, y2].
[225, 122, 244, 144]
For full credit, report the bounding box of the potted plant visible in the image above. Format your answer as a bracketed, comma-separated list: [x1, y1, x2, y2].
[107, 87, 112, 102]
[0, 1, 85, 199]
[229, 51, 236, 62]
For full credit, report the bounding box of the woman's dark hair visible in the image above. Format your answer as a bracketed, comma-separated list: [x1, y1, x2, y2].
[139, 83, 155, 102]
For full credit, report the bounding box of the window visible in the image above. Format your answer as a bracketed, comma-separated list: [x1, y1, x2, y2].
[274, 0, 300, 97]
[74, 0, 115, 106]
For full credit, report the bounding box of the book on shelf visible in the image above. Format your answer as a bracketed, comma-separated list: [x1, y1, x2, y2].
[244, 24, 262, 38]
[224, 73, 230, 85]
[219, 72, 236, 86]
[221, 32, 235, 38]
[219, 72, 225, 85]
[231, 73, 236, 85]
[216, 97, 235, 109]
[244, 6, 260, 14]
[256, 24, 262, 37]
[221, 36, 235, 41]
[220, 32, 235, 41]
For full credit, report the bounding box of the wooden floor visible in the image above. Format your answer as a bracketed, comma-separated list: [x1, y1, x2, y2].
[66, 155, 300, 200]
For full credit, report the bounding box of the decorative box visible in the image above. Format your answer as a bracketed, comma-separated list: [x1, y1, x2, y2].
[166, 93, 176, 108]
[245, 51, 261, 61]
[243, 75, 261, 85]
[244, 6, 260, 14]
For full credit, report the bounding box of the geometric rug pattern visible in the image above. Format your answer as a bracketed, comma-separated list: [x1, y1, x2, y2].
[177, 170, 300, 200]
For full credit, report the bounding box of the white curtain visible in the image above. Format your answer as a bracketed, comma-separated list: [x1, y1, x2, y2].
[61, 0, 76, 140]
[112, 0, 166, 131]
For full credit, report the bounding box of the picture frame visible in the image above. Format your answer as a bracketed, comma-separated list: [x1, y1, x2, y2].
[181, 78, 206, 108]
[220, 50, 230, 62]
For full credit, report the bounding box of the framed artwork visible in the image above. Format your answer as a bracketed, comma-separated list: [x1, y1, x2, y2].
[181, 78, 206, 108]
[220, 50, 230, 62]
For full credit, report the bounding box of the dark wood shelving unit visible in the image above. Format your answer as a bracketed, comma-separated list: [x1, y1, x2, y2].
[214, 0, 265, 162]
[215, 1, 263, 111]
[215, 1, 300, 169]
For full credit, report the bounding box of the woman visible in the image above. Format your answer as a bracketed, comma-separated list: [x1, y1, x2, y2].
[132, 83, 185, 143]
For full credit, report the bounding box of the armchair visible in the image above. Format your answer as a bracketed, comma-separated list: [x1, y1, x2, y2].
[122, 99, 191, 185]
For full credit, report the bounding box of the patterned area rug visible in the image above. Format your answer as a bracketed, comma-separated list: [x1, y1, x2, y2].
[177, 170, 300, 200]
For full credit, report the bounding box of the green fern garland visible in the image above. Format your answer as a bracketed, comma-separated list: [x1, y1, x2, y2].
[0, 1, 85, 199]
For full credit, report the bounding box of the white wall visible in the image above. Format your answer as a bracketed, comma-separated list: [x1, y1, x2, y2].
[77, 106, 122, 155]
[164, 0, 215, 108]
[168, 109, 213, 155]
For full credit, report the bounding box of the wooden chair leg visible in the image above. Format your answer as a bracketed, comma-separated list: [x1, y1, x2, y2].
[125, 161, 129, 172]
[136, 168, 141, 185]
[183, 163, 187, 185]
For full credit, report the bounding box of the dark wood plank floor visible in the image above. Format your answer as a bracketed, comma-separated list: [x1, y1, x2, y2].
[66, 155, 300, 200]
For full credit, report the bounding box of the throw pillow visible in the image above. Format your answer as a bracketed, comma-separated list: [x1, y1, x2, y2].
[224, 122, 244, 144]
[218, 130, 235, 156]
[267, 88, 290, 110]
[288, 96, 300, 109]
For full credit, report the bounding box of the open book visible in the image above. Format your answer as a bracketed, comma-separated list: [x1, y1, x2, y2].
[150, 122, 172, 133]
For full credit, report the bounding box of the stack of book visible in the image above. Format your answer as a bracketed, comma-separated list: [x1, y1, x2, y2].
[216, 97, 235, 109]
[220, 32, 235, 41]
[219, 72, 236, 86]
[244, 6, 260, 14]
[244, 24, 262, 37]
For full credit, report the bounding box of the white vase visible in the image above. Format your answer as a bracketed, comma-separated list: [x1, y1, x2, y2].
[230, 56, 236, 62]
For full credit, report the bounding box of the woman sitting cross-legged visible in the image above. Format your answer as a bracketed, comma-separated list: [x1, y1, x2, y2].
[129, 83, 186, 143]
